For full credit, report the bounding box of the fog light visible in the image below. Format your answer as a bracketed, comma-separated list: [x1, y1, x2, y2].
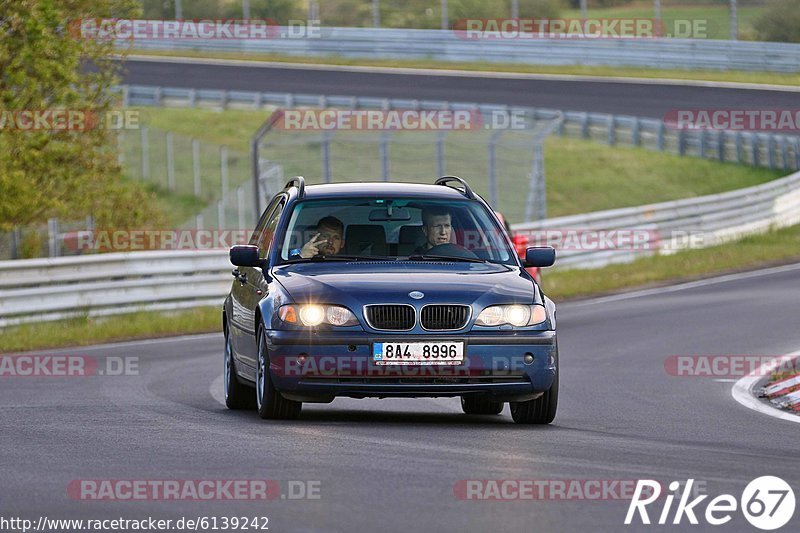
[524, 353, 534, 365]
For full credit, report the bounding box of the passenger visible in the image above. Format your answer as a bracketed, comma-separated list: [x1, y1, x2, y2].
[296, 216, 344, 258]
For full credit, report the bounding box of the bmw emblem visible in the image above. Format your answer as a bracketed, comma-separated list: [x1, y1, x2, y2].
[409, 291, 424, 300]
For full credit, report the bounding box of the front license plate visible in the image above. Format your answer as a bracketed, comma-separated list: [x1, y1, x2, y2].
[372, 341, 464, 365]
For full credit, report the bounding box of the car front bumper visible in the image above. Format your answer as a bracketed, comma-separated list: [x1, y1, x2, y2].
[264, 329, 557, 402]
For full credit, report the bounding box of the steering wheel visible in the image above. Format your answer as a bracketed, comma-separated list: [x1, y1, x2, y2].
[425, 243, 480, 260]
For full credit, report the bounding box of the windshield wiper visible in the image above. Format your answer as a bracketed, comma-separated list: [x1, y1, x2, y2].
[284, 254, 395, 264]
[407, 254, 487, 264]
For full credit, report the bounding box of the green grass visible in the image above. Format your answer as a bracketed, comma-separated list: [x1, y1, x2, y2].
[125, 106, 785, 223]
[563, 1, 763, 41]
[0, 307, 221, 353]
[129, 49, 800, 88]
[543, 223, 800, 300]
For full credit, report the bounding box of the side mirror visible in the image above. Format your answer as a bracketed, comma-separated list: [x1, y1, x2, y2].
[229, 245, 262, 267]
[524, 246, 556, 268]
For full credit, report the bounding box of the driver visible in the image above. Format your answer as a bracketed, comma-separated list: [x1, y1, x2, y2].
[415, 206, 452, 253]
[294, 216, 344, 258]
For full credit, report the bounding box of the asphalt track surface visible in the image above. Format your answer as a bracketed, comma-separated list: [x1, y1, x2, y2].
[120, 57, 800, 118]
[3, 264, 800, 532]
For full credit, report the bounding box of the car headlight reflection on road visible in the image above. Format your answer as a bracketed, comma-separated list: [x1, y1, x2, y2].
[279, 304, 359, 327]
[475, 304, 547, 327]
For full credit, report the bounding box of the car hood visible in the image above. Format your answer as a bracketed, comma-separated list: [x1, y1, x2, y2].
[271, 261, 538, 309]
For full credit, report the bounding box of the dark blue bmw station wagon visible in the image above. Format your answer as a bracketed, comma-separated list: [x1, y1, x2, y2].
[223, 176, 559, 424]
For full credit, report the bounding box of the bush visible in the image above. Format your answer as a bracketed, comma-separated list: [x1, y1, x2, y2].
[753, 0, 800, 43]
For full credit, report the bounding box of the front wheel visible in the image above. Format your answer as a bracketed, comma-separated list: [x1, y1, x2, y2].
[256, 326, 302, 420]
[224, 326, 255, 410]
[510, 369, 558, 424]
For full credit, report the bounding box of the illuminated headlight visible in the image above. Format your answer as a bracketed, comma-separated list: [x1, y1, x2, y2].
[475, 305, 547, 327]
[279, 305, 358, 327]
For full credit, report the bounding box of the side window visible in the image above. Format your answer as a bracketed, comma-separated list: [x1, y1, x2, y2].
[257, 201, 285, 260]
[249, 195, 283, 245]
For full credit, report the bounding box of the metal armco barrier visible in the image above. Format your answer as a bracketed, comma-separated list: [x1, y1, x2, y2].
[126, 27, 800, 73]
[120, 85, 800, 174]
[2, 170, 799, 326]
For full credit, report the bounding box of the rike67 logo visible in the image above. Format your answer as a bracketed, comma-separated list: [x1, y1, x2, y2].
[625, 477, 795, 530]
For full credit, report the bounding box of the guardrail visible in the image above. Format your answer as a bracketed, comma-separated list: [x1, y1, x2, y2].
[514, 169, 800, 268]
[0, 250, 229, 327]
[2, 169, 799, 325]
[127, 27, 800, 73]
[121, 85, 800, 174]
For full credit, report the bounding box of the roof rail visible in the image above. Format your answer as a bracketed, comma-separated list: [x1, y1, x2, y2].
[434, 176, 475, 199]
[284, 176, 305, 198]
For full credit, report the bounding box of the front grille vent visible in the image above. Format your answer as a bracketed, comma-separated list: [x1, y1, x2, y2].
[420, 305, 470, 330]
[365, 305, 416, 331]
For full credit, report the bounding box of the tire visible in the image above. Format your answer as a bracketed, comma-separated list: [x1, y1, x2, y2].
[224, 325, 255, 410]
[461, 396, 504, 415]
[256, 325, 302, 420]
[510, 363, 558, 425]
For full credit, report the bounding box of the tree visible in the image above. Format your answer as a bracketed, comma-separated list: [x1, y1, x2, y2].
[753, 0, 800, 43]
[0, 0, 163, 231]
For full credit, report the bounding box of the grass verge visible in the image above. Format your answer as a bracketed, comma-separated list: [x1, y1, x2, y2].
[0, 307, 220, 353]
[129, 49, 800, 88]
[543, 224, 800, 300]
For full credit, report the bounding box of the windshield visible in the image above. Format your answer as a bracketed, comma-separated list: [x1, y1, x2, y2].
[277, 197, 516, 265]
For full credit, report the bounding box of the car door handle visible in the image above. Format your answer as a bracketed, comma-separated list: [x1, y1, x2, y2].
[231, 269, 247, 283]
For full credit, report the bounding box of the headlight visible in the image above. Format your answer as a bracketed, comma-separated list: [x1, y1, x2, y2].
[279, 305, 359, 327]
[475, 305, 547, 327]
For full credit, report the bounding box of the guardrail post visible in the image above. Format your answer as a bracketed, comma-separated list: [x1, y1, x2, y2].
[140, 126, 149, 180]
[781, 136, 789, 171]
[192, 139, 201, 197]
[166, 132, 175, 192]
[189, 88, 197, 107]
[699, 130, 707, 159]
[48, 218, 60, 258]
[768, 135, 776, 169]
[607, 116, 616, 145]
[632, 117, 641, 146]
[121, 85, 130, 107]
[195, 214, 204, 230]
[657, 122, 666, 151]
[581, 113, 590, 139]
[154, 87, 162, 107]
[220, 90, 229, 110]
[220, 145, 229, 201]
[717, 131, 726, 162]
[750, 134, 760, 167]
[795, 138, 800, 170]
[736, 132, 743, 164]
[678, 129, 687, 156]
